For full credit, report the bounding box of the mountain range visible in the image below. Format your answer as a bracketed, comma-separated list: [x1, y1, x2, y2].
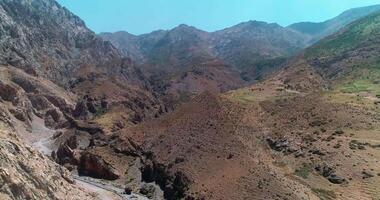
[99, 4, 380, 105]
[0, 0, 380, 200]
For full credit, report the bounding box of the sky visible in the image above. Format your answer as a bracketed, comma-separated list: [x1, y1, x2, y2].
[56, 0, 380, 35]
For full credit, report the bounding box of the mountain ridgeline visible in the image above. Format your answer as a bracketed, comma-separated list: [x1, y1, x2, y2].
[100, 22, 308, 82]
[288, 4, 380, 44]
[100, 5, 380, 104]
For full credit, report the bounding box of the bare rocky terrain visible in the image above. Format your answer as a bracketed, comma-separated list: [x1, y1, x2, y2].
[0, 0, 380, 200]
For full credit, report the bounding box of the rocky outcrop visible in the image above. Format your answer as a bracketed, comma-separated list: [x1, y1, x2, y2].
[141, 158, 191, 200]
[73, 96, 108, 120]
[0, 128, 96, 200]
[0, 0, 165, 129]
[78, 152, 120, 180]
[315, 164, 347, 184]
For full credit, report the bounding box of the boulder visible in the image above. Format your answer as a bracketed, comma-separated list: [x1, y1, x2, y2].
[362, 171, 374, 179]
[140, 183, 156, 199]
[73, 96, 108, 120]
[266, 138, 289, 152]
[0, 82, 19, 104]
[44, 108, 66, 129]
[78, 152, 120, 180]
[327, 174, 346, 184]
[124, 186, 133, 195]
[9, 108, 28, 122]
[315, 164, 346, 184]
[27, 94, 51, 111]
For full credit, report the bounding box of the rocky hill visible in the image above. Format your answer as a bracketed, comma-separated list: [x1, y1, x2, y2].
[0, 0, 166, 129]
[100, 21, 310, 104]
[0, 0, 164, 199]
[100, 6, 380, 104]
[211, 20, 308, 80]
[2, 0, 380, 200]
[110, 9, 380, 200]
[0, 65, 98, 199]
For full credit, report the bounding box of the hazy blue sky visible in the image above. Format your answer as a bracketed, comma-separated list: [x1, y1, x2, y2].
[56, 0, 380, 35]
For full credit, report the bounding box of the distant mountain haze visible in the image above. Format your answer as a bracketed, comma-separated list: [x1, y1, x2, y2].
[288, 4, 380, 44]
[99, 4, 380, 86]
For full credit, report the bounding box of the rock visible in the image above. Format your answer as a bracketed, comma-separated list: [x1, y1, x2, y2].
[27, 94, 51, 111]
[315, 164, 346, 184]
[43, 95, 73, 114]
[328, 174, 346, 184]
[44, 108, 66, 129]
[333, 129, 344, 135]
[362, 171, 374, 179]
[9, 108, 28, 122]
[333, 143, 341, 149]
[111, 138, 141, 156]
[78, 152, 120, 180]
[310, 149, 326, 156]
[0, 82, 19, 104]
[56, 142, 76, 165]
[315, 164, 334, 178]
[309, 120, 326, 127]
[55, 135, 82, 166]
[73, 96, 108, 120]
[350, 140, 367, 150]
[66, 116, 103, 135]
[73, 101, 89, 119]
[0, 128, 94, 200]
[140, 183, 156, 199]
[124, 186, 133, 195]
[55, 132, 91, 167]
[266, 138, 289, 152]
[294, 151, 305, 158]
[175, 157, 185, 164]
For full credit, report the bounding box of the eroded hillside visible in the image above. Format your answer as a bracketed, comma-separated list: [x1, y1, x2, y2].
[1, 0, 380, 200]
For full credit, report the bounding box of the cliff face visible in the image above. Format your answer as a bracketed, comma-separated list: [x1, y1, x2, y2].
[0, 1, 165, 198]
[0, 0, 165, 130]
[0, 0, 132, 86]
[0, 130, 98, 200]
[0, 98, 97, 200]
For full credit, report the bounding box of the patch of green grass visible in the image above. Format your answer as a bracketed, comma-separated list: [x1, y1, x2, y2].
[340, 79, 380, 94]
[226, 89, 258, 104]
[338, 67, 380, 96]
[312, 188, 337, 200]
[294, 163, 313, 179]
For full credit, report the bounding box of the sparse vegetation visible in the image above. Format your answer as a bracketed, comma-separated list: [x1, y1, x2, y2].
[312, 188, 337, 200]
[306, 13, 380, 58]
[339, 65, 380, 96]
[225, 89, 258, 104]
[294, 164, 313, 179]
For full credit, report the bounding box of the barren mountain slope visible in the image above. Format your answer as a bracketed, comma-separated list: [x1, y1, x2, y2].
[0, 66, 98, 199]
[0, 0, 165, 199]
[99, 21, 310, 105]
[110, 11, 380, 200]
